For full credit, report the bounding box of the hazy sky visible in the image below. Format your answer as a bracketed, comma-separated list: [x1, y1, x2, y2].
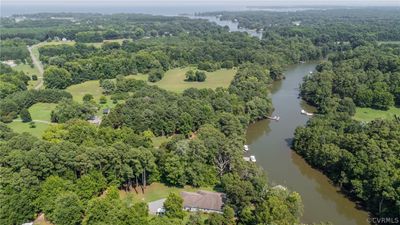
[3, 0, 400, 6]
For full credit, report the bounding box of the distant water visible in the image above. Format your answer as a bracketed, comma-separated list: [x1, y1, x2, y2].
[0, 4, 338, 17]
[1, 5, 248, 17]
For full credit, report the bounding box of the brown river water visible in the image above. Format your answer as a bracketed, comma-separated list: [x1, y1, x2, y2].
[245, 63, 371, 225]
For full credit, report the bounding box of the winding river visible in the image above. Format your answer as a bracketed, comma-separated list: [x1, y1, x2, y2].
[198, 16, 371, 225]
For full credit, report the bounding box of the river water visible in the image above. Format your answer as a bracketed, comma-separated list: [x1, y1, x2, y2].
[246, 63, 370, 225]
[199, 16, 371, 225]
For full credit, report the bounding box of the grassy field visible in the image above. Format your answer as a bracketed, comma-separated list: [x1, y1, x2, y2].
[13, 63, 39, 75]
[353, 107, 400, 121]
[12, 63, 41, 88]
[119, 182, 214, 203]
[65, 79, 118, 116]
[8, 103, 56, 138]
[8, 121, 51, 138]
[130, 67, 237, 93]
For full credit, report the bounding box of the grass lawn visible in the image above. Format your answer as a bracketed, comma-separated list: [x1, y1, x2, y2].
[8, 121, 51, 138]
[13, 63, 39, 75]
[8, 103, 57, 138]
[353, 107, 400, 122]
[13, 63, 41, 88]
[67, 80, 104, 102]
[29, 103, 57, 121]
[119, 182, 214, 203]
[66, 79, 120, 116]
[130, 67, 237, 93]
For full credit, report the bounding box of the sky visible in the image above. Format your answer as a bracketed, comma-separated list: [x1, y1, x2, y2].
[3, 0, 400, 6]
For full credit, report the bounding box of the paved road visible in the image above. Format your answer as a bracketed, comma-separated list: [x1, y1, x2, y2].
[28, 45, 44, 90]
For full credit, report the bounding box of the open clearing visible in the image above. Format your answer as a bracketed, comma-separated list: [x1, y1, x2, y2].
[8, 103, 56, 138]
[12, 63, 41, 89]
[119, 182, 213, 203]
[353, 107, 400, 121]
[132, 67, 237, 93]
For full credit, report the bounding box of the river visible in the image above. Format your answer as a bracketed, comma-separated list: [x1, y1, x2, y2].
[198, 16, 371, 225]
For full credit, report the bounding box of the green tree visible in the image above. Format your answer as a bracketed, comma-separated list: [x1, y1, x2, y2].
[99, 96, 107, 104]
[52, 192, 83, 225]
[163, 192, 184, 219]
[20, 108, 32, 122]
[44, 66, 72, 89]
[83, 94, 94, 102]
[195, 71, 207, 82]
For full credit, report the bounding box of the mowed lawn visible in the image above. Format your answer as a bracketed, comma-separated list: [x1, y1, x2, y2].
[8, 103, 57, 138]
[119, 182, 214, 203]
[66, 79, 120, 116]
[353, 107, 400, 121]
[149, 67, 237, 93]
[67, 80, 104, 102]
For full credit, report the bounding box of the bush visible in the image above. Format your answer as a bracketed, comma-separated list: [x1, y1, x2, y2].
[83, 94, 94, 102]
[20, 108, 32, 122]
[32, 75, 38, 81]
[195, 71, 206, 82]
[221, 61, 234, 69]
[148, 69, 165, 82]
[185, 70, 206, 82]
[99, 96, 107, 104]
[29, 121, 36, 128]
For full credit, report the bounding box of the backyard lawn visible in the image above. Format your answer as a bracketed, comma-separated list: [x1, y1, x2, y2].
[353, 107, 400, 122]
[8, 103, 57, 138]
[119, 182, 214, 203]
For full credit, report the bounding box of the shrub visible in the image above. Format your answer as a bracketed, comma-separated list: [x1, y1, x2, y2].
[20, 108, 32, 122]
[99, 96, 107, 104]
[148, 69, 165, 82]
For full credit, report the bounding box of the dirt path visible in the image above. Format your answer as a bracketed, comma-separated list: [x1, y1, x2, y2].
[14, 119, 52, 124]
[28, 45, 44, 90]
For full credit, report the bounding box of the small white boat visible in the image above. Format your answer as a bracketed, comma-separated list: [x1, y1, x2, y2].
[301, 109, 314, 116]
[268, 115, 280, 121]
[250, 155, 256, 162]
[244, 145, 249, 152]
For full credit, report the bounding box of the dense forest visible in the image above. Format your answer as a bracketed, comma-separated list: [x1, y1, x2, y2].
[1, 8, 400, 225]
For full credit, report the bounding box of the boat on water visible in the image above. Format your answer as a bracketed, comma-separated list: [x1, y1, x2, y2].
[267, 115, 280, 121]
[250, 155, 256, 162]
[244, 145, 249, 152]
[301, 109, 314, 116]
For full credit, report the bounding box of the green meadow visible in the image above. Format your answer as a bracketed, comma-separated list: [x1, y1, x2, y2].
[353, 107, 400, 122]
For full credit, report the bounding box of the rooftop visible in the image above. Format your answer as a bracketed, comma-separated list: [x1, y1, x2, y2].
[181, 190, 224, 211]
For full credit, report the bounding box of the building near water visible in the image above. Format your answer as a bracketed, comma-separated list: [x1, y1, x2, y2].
[181, 190, 225, 213]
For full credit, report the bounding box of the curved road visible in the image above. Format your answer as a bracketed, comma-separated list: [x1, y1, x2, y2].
[28, 45, 44, 90]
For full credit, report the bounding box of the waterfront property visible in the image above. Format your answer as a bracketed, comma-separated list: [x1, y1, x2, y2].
[181, 190, 225, 213]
